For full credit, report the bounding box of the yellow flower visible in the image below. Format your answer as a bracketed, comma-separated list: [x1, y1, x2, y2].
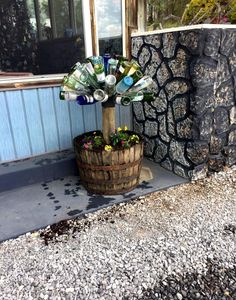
[124, 126, 128, 131]
[130, 134, 140, 143]
[105, 145, 113, 151]
[117, 127, 122, 132]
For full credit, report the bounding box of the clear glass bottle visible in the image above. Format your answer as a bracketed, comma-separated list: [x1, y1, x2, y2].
[85, 61, 96, 77]
[105, 75, 116, 96]
[108, 58, 118, 75]
[60, 91, 78, 101]
[129, 76, 154, 93]
[93, 89, 109, 103]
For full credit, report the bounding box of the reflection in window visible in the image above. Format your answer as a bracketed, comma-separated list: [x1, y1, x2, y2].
[38, 0, 52, 40]
[146, 0, 191, 30]
[50, 0, 70, 38]
[0, 0, 85, 74]
[95, 0, 123, 56]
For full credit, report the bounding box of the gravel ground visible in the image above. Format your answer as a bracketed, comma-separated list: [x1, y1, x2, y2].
[0, 166, 236, 300]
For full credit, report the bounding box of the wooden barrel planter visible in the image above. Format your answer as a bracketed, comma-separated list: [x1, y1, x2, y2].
[74, 131, 144, 195]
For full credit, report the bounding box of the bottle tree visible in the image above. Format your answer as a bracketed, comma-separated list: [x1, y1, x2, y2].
[60, 55, 155, 195]
[61, 55, 154, 144]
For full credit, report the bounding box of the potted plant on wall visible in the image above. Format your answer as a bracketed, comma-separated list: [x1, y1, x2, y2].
[59, 55, 154, 194]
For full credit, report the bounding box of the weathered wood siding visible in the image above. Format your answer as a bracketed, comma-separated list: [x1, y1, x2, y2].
[0, 87, 132, 162]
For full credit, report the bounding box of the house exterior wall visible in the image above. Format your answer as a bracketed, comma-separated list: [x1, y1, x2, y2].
[132, 26, 236, 179]
[0, 87, 132, 162]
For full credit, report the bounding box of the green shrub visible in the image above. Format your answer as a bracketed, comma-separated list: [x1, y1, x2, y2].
[182, 0, 236, 24]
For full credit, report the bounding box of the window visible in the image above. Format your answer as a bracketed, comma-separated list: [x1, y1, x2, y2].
[0, 0, 85, 75]
[95, 0, 123, 56]
[0, 0, 127, 79]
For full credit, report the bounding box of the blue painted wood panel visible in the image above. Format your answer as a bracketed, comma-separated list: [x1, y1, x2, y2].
[95, 102, 102, 131]
[38, 88, 59, 152]
[52, 87, 72, 149]
[22, 89, 46, 155]
[0, 92, 16, 161]
[5, 91, 31, 158]
[83, 104, 97, 132]
[69, 101, 85, 138]
[0, 87, 132, 163]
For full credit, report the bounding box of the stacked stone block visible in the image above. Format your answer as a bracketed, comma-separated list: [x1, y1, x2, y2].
[132, 28, 236, 179]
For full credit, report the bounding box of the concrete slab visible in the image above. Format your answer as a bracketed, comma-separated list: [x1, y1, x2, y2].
[0, 159, 188, 242]
[0, 150, 77, 193]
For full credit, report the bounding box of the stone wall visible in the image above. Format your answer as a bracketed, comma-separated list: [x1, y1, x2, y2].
[131, 27, 236, 179]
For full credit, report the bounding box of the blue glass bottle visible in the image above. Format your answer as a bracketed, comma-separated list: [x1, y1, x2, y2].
[115, 76, 133, 94]
[103, 53, 111, 75]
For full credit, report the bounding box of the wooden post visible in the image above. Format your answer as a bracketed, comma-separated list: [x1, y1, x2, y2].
[137, 0, 147, 32]
[102, 106, 116, 144]
[89, 0, 98, 56]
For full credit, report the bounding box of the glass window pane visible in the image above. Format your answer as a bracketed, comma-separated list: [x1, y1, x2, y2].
[95, 0, 123, 56]
[146, 0, 192, 30]
[0, 0, 85, 74]
[75, 0, 84, 36]
[38, 0, 52, 40]
[50, 0, 70, 38]
[0, 0, 38, 73]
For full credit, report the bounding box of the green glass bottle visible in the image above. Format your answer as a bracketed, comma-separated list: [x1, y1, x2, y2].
[115, 95, 131, 106]
[143, 92, 155, 102]
[116, 61, 132, 81]
[63, 75, 85, 91]
[127, 60, 141, 76]
[94, 64, 105, 82]
[87, 56, 106, 83]
[123, 91, 144, 102]
[61, 84, 77, 92]
[81, 64, 100, 89]
[130, 70, 143, 84]
[69, 65, 90, 87]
